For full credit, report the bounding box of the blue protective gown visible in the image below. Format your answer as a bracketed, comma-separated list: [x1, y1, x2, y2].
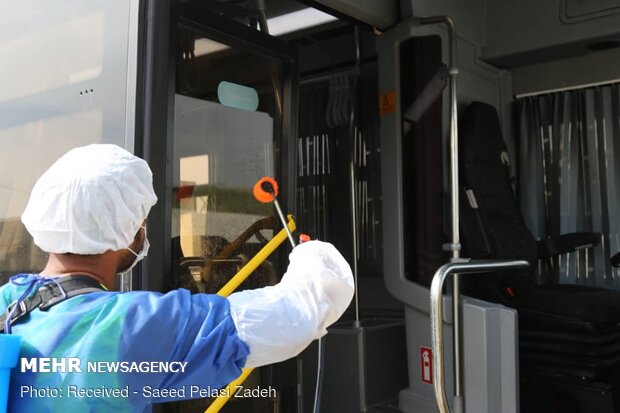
[0, 274, 249, 413]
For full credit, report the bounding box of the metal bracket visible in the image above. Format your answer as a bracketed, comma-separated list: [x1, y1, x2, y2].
[442, 243, 462, 252]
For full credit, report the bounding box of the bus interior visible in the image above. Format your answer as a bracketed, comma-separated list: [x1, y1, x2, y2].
[2, 0, 620, 412]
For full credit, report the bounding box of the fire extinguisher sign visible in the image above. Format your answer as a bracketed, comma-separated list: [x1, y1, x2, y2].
[420, 346, 433, 384]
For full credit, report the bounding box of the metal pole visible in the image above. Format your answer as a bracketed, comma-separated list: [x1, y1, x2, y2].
[350, 25, 361, 328]
[417, 16, 462, 404]
[429, 260, 529, 413]
[273, 199, 296, 248]
[446, 19, 463, 406]
[256, 0, 283, 116]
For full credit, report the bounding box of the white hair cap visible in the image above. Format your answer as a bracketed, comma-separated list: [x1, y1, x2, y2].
[21, 144, 158, 254]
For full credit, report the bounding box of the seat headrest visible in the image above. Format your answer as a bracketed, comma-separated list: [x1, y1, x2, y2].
[460, 102, 511, 185]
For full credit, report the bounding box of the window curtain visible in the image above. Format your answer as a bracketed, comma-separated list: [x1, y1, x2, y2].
[516, 85, 620, 288]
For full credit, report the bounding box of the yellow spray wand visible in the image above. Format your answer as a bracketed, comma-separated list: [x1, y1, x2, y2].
[205, 215, 296, 413]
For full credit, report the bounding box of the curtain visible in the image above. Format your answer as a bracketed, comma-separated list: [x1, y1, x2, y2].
[517, 84, 620, 288]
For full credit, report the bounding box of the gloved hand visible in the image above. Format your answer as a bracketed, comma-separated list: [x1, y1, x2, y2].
[280, 240, 354, 330]
[228, 240, 354, 368]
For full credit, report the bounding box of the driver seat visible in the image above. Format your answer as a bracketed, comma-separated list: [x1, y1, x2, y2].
[459, 101, 620, 412]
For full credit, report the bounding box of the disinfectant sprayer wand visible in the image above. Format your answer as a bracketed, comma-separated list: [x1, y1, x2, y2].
[254, 177, 296, 248]
[253, 177, 322, 413]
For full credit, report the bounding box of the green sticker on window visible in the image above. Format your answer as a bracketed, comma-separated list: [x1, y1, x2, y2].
[217, 81, 259, 111]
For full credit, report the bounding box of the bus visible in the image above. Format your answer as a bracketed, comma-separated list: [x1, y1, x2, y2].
[1, 1, 619, 412]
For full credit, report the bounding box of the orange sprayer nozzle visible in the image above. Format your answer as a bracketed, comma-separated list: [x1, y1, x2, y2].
[253, 177, 279, 203]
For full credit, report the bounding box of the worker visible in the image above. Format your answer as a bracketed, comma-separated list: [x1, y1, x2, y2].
[0, 144, 354, 412]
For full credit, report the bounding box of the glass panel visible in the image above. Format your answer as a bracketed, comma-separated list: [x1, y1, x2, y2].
[172, 30, 284, 298]
[399, 35, 446, 286]
[0, 0, 137, 282]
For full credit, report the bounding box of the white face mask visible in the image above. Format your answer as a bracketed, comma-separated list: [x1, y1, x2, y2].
[123, 226, 149, 274]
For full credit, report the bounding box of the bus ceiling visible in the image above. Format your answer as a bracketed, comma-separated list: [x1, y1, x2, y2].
[179, 0, 400, 31]
[299, 0, 400, 31]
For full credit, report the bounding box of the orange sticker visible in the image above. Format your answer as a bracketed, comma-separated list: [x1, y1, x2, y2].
[379, 91, 396, 115]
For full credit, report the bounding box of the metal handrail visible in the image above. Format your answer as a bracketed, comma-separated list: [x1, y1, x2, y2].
[414, 16, 466, 400]
[429, 259, 529, 413]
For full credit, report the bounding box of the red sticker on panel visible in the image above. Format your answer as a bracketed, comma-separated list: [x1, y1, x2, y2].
[420, 346, 433, 384]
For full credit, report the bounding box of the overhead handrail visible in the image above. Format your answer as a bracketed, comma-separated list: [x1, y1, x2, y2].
[429, 259, 529, 413]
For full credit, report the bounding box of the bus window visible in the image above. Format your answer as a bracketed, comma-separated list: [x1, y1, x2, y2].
[399, 35, 447, 286]
[0, 0, 138, 283]
[172, 30, 285, 298]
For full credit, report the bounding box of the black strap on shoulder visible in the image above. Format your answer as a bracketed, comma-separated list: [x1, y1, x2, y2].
[0, 275, 105, 333]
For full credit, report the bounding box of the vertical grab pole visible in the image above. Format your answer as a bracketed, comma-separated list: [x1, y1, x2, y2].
[350, 25, 362, 329]
[416, 15, 462, 411]
[446, 18, 462, 411]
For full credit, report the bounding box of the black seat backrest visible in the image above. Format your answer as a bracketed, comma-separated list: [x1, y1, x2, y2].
[459, 102, 537, 295]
